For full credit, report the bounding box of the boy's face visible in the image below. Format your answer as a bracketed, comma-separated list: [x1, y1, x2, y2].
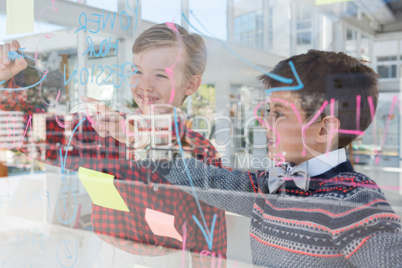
[130, 45, 189, 114]
[266, 91, 318, 165]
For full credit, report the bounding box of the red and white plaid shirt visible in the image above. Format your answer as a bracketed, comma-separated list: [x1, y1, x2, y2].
[0, 80, 227, 266]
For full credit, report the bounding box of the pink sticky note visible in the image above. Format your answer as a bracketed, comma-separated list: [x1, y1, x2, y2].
[145, 208, 183, 242]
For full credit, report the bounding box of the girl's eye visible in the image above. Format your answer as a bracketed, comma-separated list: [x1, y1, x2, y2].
[156, 74, 168, 79]
[135, 70, 142, 75]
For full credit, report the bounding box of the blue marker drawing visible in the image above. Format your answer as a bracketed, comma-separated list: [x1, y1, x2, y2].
[60, 117, 86, 176]
[7, 50, 36, 63]
[174, 108, 216, 250]
[126, 0, 139, 31]
[64, 240, 73, 259]
[182, 12, 292, 84]
[57, 234, 78, 268]
[56, 183, 77, 225]
[264, 60, 304, 94]
[0, 72, 47, 91]
[0, 80, 4, 85]
[193, 214, 217, 250]
[183, 12, 304, 94]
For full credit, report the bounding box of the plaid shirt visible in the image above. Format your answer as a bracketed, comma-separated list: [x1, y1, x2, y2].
[0, 80, 227, 265]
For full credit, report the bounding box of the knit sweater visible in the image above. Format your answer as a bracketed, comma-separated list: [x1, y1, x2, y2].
[159, 157, 402, 268]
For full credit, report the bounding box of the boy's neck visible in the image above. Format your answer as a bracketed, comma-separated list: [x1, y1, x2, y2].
[293, 148, 347, 177]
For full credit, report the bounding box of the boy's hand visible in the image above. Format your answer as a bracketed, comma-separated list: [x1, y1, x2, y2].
[0, 40, 28, 83]
[80, 96, 147, 148]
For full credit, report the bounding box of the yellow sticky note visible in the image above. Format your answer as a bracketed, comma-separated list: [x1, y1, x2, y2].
[145, 208, 183, 242]
[78, 167, 130, 212]
[315, 0, 355, 5]
[7, 0, 34, 34]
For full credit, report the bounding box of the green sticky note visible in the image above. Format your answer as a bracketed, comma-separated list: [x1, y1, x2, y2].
[315, 0, 355, 5]
[78, 167, 130, 212]
[7, 0, 34, 35]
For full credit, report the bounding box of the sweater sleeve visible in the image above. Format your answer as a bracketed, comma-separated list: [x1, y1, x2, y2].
[160, 155, 261, 217]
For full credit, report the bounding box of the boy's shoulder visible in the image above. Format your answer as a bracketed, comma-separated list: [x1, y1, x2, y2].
[314, 170, 388, 202]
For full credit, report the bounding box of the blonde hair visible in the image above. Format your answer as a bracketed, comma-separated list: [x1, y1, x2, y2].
[132, 23, 207, 82]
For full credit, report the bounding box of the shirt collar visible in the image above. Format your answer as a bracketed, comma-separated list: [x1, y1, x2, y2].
[304, 148, 347, 177]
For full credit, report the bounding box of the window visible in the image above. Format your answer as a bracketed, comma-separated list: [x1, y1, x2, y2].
[297, 32, 312, 45]
[346, 2, 358, 17]
[233, 11, 263, 49]
[346, 28, 357, 41]
[296, 5, 312, 45]
[346, 27, 358, 56]
[377, 65, 397, 78]
[268, 7, 274, 50]
[360, 34, 371, 60]
[377, 55, 398, 78]
[378, 56, 397, 62]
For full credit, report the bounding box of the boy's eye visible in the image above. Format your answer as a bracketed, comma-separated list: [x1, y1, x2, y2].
[266, 108, 283, 118]
[133, 70, 142, 75]
[156, 74, 168, 79]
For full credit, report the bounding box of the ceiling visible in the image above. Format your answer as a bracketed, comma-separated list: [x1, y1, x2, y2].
[385, 0, 402, 17]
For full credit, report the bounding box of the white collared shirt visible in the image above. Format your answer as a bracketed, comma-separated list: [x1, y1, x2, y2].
[288, 148, 346, 177]
[302, 148, 347, 177]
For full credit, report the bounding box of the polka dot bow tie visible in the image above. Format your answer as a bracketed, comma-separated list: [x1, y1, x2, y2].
[268, 162, 310, 193]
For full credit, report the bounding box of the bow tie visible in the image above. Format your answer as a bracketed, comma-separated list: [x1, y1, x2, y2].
[268, 162, 310, 193]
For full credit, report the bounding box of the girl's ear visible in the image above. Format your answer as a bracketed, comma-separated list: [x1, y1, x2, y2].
[316, 116, 341, 145]
[184, 75, 202, 96]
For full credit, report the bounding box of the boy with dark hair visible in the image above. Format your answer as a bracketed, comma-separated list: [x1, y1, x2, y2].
[154, 49, 402, 267]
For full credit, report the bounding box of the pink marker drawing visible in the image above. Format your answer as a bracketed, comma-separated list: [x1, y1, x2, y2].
[325, 98, 364, 155]
[165, 22, 184, 105]
[375, 96, 398, 165]
[356, 95, 361, 130]
[275, 153, 286, 166]
[199, 250, 222, 268]
[302, 100, 329, 156]
[181, 223, 187, 268]
[290, 103, 303, 126]
[54, 90, 72, 129]
[367, 96, 378, 155]
[1, 114, 32, 150]
[35, 0, 58, 41]
[253, 98, 289, 148]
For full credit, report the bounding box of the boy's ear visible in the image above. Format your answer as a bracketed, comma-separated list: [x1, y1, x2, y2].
[184, 75, 202, 96]
[316, 116, 341, 144]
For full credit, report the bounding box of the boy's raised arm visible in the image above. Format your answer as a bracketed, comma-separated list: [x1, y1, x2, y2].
[154, 155, 260, 217]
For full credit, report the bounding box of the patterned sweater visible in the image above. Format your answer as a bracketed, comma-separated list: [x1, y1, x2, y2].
[159, 156, 402, 268]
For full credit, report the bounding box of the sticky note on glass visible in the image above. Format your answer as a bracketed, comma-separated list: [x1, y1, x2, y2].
[315, 0, 354, 5]
[145, 208, 182, 242]
[78, 167, 130, 212]
[7, 0, 34, 35]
